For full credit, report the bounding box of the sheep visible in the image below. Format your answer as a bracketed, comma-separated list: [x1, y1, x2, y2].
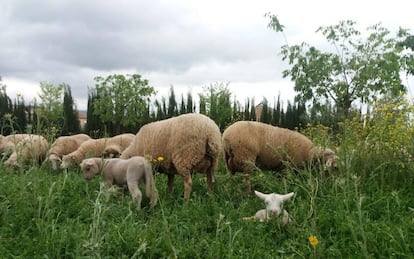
[60, 133, 135, 169]
[60, 138, 108, 169]
[47, 134, 91, 170]
[0, 134, 32, 157]
[103, 133, 135, 157]
[80, 156, 158, 210]
[121, 113, 222, 200]
[222, 121, 337, 193]
[243, 190, 294, 223]
[4, 134, 49, 170]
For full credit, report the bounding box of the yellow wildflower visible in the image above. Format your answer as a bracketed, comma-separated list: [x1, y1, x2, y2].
[157, 156, 164, 162]
[308, 235, 318, 247]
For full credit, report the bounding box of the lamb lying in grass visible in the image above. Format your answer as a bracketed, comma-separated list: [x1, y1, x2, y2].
[243, 190, 294, 223]
[80, 156, 158, 210]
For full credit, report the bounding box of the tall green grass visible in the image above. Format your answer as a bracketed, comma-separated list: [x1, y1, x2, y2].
[0, 149, 413, 258]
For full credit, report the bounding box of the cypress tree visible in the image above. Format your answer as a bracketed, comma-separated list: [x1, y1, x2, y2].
[243, 98, 250, 121]
[62, 84, 81, 135]
[85, 90, 103, 138]
[13, 96, 26, 133]
[186, 91, 194, 113]
[260, 98, 270, 124]
[250, 98, 256, 121]
[167, 86, 178, 118]
[179, 93, 186, 115]
[0, 85, 13, 135]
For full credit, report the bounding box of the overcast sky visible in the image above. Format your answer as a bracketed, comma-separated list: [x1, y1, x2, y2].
[1, 0, 413, 110]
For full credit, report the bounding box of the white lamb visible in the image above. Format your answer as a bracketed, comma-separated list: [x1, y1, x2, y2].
[243, 190, 294, 224]
[47, 134, 91, 170]
[80, 156, 158, 210]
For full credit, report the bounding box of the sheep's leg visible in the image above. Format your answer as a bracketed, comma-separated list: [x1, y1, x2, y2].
[206, 158, 217, 190]
[242, 160, 256, 195]
[104, 179, 113, 188]
[183, 174, 192, 200]
[206, 172, 214, 190]
[127, 182, 142, 210]
[167, 174, 175, 193]
[243, 174, 252, 194]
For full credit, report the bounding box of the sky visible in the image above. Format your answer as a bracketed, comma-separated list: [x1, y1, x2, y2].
[1, 0, 413, 111]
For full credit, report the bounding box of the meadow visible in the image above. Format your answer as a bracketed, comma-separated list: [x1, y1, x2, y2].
[1, 109, 414, 258]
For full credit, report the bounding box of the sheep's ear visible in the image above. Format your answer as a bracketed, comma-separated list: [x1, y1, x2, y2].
[254, 190, 268, 200]
[281, 192, 294, 201]
[85, 159, 95, 166]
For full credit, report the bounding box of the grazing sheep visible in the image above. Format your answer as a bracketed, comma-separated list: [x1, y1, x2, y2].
[47, 134, 91, 170]
[243, 190, 294, 223]
[4, 135, 48, 170]
[0, 134, 32, 157]
[80, 156, 158, 209]
[61, 138, 108, 169]
[60, 134, 136, 169]
[121, 113, 222, 200]
[222, 121, 337, 193]
[103, 133, 135, 157]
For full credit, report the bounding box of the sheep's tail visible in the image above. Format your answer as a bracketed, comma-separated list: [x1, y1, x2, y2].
[145, 161, 158, 207]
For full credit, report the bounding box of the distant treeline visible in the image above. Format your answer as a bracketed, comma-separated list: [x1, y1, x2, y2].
[0, 84, 354, 138]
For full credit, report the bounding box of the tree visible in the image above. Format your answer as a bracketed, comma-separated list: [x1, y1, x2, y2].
[268, 16, 414, 118]
[37, 81, 64, 132]
[62, 84, 81, 135]
[179, 93, 186, 114]
[13, 95, 27, 133]
[260, 97, 270, 123]
[167, 86, 178, 118]
[85, 89, 104, 138]
[398, 32, 414, 75]
[0, 79, 13, 134]
[186, 91, 194, 113]
[198, 82, 232, 131]
[93, 74, 155, 135]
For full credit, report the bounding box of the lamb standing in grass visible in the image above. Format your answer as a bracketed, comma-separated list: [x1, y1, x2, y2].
[243, 190, 294, 223]
[47, 134, 91, 170]
[222, 121, 337, 192]
[4, 135, 49, 170]
[121, 113, 222, 200]
[80, 156, 158, 210]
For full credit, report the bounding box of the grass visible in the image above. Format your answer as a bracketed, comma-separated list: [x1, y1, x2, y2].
[0, 147, 413, 259]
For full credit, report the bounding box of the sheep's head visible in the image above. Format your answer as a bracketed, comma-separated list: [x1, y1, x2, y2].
[312, 147, 338, 171]
[103, 145, 121, 158]
[254, 190, 294, 217]
[60, 154, 76, 169]
[80, 158, 100, 180]
[323, 148, 337, 169]
[4, 155, 20, 171]
[49, 153, 62, 171]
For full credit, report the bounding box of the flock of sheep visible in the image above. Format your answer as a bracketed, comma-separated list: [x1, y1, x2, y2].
[0, 113, 337, 222]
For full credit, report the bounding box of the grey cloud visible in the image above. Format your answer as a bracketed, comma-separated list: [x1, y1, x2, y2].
[0, 0, 283, 110]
